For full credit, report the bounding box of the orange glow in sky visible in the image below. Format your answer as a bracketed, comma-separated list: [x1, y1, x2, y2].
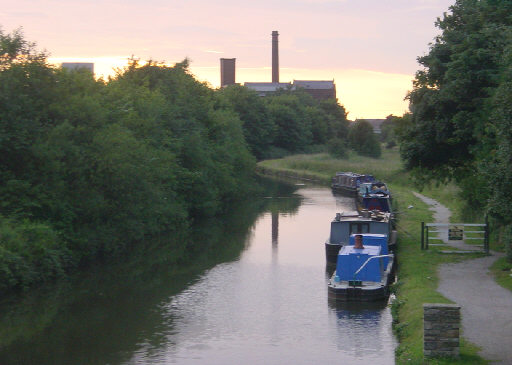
[49, 57, 412, 119]
[9, 0, 455, 119]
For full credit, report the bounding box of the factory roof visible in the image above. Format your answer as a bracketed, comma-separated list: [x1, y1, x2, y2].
[293, 80, 335, 90]
[244, 82, 292, 93]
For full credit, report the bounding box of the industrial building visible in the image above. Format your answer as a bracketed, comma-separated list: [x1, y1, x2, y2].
[293, 80, 336, 100]
[222, 31, 337, 101]
[61, 62, 94, 73]
[220, 58, 236, 87]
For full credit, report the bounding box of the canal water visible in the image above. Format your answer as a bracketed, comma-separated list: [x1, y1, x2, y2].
[0, 180, 396, 364]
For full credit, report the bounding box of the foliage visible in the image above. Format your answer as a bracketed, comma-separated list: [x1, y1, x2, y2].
[258, 148, 405, 185]
[266, 93, 313, 152]
[400, 0, 512, 255]
[381, 114, 410, 148]
[0, 30, 257, 292]
[217, 86, 348, 159]
[217, 84, 275, 160]
[348, 119, 381, 158]
[0, 27, 47, 70]
[327, 138, 347, 158]
[490, 256, 512, 292]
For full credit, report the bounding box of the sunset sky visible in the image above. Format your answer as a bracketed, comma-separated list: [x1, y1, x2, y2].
[2, 0, 454, 119]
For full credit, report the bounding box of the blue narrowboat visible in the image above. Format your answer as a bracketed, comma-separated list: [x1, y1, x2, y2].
[331, 172, 375, 197]
[328, 233, 395, 302]
[325, 210, 396, 265]
[357, 181, 392, 214]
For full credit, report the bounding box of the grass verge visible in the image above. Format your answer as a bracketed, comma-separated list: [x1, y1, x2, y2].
[490, 257, 512, 292]
[258, 148, 489, 364]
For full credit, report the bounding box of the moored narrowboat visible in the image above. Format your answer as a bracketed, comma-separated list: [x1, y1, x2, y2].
[325, 210, 396, 265]
[357, 181, 392, 214]
[328, 234, 395, 302]
[331, 172, 375, 197]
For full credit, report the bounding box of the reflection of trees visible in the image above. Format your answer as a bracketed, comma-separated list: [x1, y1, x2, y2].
[0, 177, 304, 364]
[0, 186, 260, 362]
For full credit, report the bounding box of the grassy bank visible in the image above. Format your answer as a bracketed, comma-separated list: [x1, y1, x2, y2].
[258, 149, 488, 364]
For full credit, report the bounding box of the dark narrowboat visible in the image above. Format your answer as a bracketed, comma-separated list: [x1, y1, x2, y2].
[331, 172, 375, 197]
[356, 181, 392, 214]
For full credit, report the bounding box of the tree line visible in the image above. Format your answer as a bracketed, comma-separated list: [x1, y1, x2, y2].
[0, 28, 352, 292]
[392, 0, 512, 259]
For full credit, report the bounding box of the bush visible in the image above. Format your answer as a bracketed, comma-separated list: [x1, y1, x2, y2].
[505, 225, 512, 262]
[327, 138, 348, 158]
[348, 120, 381, 158]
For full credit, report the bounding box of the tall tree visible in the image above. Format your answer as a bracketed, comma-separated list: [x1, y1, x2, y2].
[400, 0, 512, 200]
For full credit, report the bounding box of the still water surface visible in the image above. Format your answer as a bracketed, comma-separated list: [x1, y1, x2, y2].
[0, 182, 396, 364]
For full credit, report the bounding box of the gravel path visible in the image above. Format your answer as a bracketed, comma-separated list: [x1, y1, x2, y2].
[414, 192, 512, 364]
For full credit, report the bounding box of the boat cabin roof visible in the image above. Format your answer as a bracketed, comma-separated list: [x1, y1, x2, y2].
[339, 245, 380, 255]
[333, 210, 390, 223]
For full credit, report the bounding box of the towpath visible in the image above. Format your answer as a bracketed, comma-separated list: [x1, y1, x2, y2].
[414, 192, 512, 364]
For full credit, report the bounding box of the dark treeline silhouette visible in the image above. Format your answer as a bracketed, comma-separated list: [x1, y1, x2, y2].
[0, 28, 349, 292]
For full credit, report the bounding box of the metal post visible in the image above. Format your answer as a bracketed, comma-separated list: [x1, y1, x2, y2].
[484, 215, 489, 254]
[421, 222, 425, 250]
[426, 225, 429, 250]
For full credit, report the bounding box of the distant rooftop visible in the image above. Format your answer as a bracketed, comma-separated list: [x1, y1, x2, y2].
[61, 62, 94, 73]
[244, 82, 292, 96]
[244, 80, 336, 100]
[293, 80, 335, 90]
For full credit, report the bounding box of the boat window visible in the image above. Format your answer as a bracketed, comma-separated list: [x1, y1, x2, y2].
[349, 223, 369, 234]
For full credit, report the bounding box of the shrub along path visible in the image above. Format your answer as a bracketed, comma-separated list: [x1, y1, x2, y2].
[415, 193, 512, 364]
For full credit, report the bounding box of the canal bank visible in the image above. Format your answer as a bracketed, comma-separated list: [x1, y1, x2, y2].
[416, 193, 512, 364]
[0, 179, 397, 364]
[257, 152, 494, 364]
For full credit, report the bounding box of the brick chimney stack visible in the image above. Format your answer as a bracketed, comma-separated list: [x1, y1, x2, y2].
[220, 58, 236, 87]
[272, 31, 279, 83]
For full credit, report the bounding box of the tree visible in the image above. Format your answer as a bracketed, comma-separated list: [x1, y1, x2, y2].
[348, 120, 381, 158]
[266, 93, 313, 152]
[401, 0, 512, 186]
[0, 28, 259, 291]
[217, 85, 275, 160]
[319, 98, 349, 140]
[0, 27, 47, 71]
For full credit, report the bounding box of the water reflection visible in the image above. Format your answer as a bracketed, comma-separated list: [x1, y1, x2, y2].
[327, 301, 395, 363]
[0, 179, 396, 365]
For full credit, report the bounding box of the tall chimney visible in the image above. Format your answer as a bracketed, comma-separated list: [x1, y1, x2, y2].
[220, 58, 236, 87]
[272, 31, 279, 83]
